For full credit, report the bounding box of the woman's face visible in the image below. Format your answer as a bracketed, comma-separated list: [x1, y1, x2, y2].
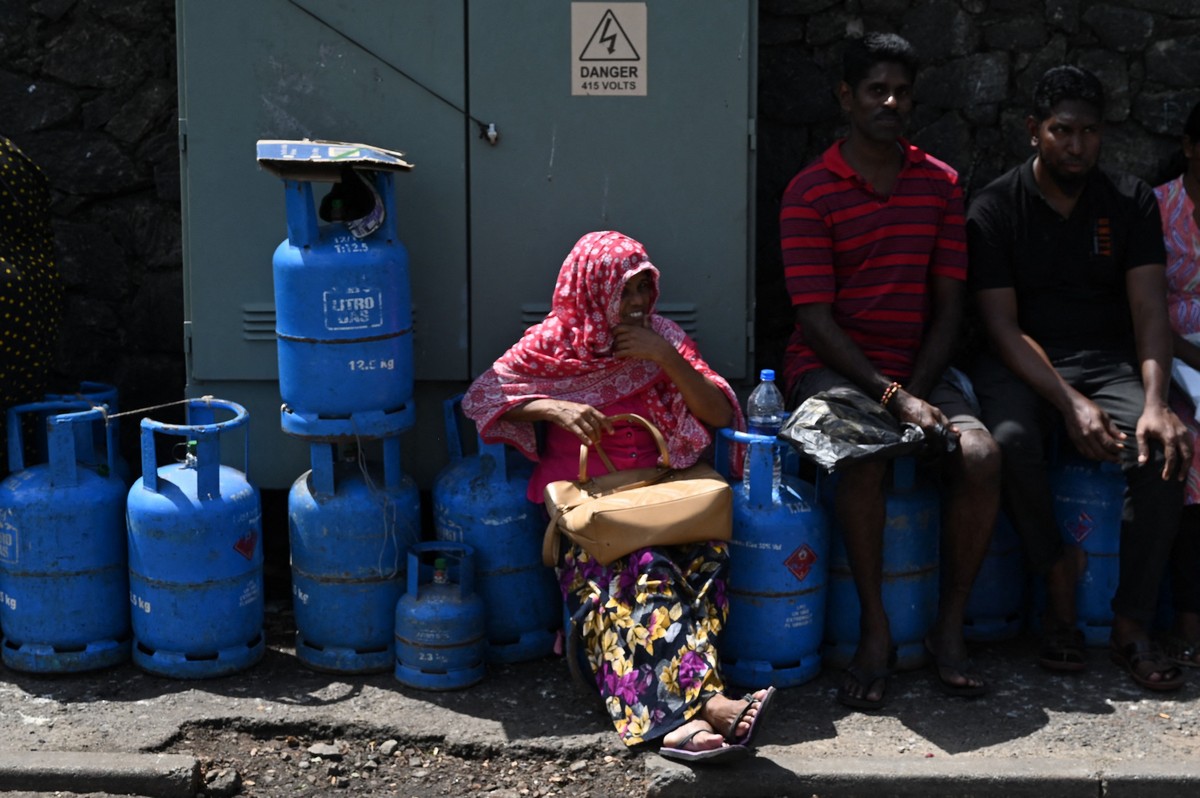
[618, 271, 653, 327]
[1185, 135, 1200, 183]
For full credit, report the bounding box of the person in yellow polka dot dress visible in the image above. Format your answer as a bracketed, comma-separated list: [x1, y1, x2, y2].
[0, 135, 64, 477]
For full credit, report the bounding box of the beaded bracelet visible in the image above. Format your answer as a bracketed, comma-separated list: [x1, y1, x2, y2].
[880, 381, 902, 408]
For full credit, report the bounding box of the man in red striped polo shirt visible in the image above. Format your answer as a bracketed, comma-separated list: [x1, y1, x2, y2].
[779, 33, 1000, 709]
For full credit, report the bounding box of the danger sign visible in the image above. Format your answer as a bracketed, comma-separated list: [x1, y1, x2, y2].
[571, 3, 647, 97]
[785, 543, 818, 582]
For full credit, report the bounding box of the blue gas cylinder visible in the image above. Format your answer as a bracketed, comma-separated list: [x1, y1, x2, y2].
[433, 397, 559, 663]
[289, 436, 420, 673]
[0, 402, 129, 673]
[961, 511, 1025, 641]
[126, 398, 264, 678]
[823, 457, 940, 671]
[271, 168, 414, 440]
[44, 381, 131, 484]
[716, 429, 829, 688]
[1050, 456, 1123, 646]
[395, 542, 486, 690]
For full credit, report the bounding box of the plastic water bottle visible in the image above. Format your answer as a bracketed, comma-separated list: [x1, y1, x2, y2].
[744, 369, 786, 500]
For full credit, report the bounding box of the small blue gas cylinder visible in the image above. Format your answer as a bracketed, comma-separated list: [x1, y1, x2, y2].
[716, 429, 829, 688]
[269, 157, 414, 440]
[823, 457, 940, 671]
[961, 512, 1025, 641]
[395, 542, 486, 690]
[126, 398, 264, 678]
[1050, 456, 1123, 647]
[44, 381, 131, 484]
[289, 436, 420, 673]
[0, 402, 129, 673]
[433, 397, 558, 663]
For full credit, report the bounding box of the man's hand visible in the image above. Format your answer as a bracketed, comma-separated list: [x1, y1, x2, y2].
[889, 390, 958, 444]
[1063, 394, 1125, 463]
[1136, 404, 1192, 481]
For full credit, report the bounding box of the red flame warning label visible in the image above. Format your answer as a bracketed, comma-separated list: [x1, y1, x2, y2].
[233, 528, 258, 561]
[785, 543, 817, 581]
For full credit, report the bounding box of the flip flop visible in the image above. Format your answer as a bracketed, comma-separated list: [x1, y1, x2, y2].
[725, 686, 777, 746]
[837, 645, 896, 710]
[924, 638, 987, 698]
[837, 664, 889, 710]
[1110, 639, 1186, 692]
[659, 728, 750, 764]
[1038, 624, 1087, 673]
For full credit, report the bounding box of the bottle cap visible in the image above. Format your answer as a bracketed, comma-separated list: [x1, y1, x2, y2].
[759, 368, 775, 382]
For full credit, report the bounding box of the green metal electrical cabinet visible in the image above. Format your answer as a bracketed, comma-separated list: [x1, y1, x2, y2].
[177, 0, 756, 488]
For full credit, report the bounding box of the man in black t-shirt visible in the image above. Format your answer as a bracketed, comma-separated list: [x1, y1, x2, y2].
[968, 66, 1191, 692]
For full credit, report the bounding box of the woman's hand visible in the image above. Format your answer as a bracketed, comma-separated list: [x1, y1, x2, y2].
[612, 322, 734, 428]
[613, 323, 674, 364]
[503, 398, 614, 445]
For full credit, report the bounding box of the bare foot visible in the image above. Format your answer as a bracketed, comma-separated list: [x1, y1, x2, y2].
[661, 719, 723, 753]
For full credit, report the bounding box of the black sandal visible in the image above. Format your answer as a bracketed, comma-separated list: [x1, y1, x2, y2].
[837, 646, 897, 710]
[1110, 639, 1185, 692]
[1038, 624, 1087, 673]
[837, 665, 890, 710]
[1160, 632, 1200, 668]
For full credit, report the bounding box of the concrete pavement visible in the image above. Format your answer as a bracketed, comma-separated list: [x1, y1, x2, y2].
[1, 611, 1199, 797]
[647, 756, 1200, 798]
[0, 752, 198, 798]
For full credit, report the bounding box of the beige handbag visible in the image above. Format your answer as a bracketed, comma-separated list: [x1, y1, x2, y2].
[542, 413, 733, 566]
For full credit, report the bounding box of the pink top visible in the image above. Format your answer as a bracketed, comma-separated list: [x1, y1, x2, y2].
[1155, 174, 1200, 505]
[526, 393, 661, 502]
[1156, 176, 1200, 338]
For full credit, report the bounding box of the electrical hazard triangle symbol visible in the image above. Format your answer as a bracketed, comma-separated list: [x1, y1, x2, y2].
[579, 9, 640, 61]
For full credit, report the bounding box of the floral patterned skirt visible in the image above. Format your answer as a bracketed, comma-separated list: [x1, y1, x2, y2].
[559, 540, 730, 748]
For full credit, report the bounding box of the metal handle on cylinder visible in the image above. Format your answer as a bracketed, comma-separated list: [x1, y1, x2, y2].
[407, 541, 475, 599]
[6, 400, 104, 486]
[139, 397, 249, 498]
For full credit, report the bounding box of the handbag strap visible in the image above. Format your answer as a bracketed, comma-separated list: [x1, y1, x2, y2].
[575, 412, 672, 482]
[542, 510, 563, 567]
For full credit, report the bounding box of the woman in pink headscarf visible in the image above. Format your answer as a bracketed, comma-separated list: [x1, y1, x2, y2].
[464, 231, 774, 763]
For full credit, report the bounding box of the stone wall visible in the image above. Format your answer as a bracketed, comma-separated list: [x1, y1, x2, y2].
[755, 0, 1200, 374]
[3, 0, 1199, 456]
[0, 0, 183, 451]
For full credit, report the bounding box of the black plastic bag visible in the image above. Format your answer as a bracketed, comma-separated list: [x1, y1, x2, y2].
[778, 387, 926, 472]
